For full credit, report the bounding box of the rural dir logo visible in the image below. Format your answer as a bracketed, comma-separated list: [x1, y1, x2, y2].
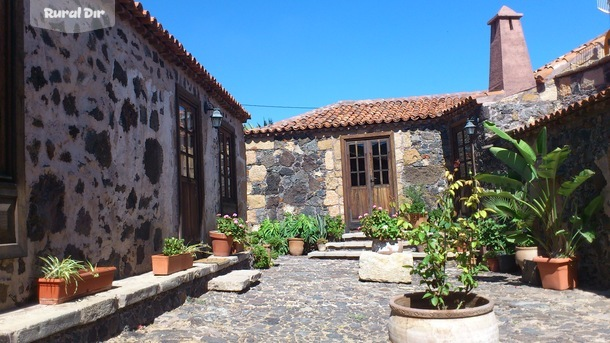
[30, 0, 116, 33]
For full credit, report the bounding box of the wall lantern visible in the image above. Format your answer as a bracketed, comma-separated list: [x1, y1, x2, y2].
[464, 119, 476, 136]
[205, 101, 223, 129]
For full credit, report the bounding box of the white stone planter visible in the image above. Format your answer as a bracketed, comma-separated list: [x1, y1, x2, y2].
[388, 292, 499, 343]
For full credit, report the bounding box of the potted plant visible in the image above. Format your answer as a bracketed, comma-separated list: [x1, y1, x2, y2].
[38, 255, 116, 305]
[477, 122, 604, 290]
[402, 185, 429, 228]
[360, 205, 410, 254]
[324, 215, 346, 242]
[151, 237, 205, 275]
[282, 213, 319, 256]
[316, 237, 328, 252]
[388, 170, 499, 342]
[212, 213, 247, 256]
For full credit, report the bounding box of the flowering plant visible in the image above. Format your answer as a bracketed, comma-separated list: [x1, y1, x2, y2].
[359, 205, 407, 240]
[216, 213, 247, 243]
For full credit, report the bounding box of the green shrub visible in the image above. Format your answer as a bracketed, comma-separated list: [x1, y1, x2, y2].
[325, 215, 345, 241]
[403, 185, 427, 213]
[251, 244, 272, 269]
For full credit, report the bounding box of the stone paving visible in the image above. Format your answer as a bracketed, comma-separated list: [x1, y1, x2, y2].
[107, 256, 610, 343]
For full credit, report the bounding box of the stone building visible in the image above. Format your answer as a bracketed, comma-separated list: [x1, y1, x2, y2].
[0, 1, 248, 310]
[245, 6, 610, 285]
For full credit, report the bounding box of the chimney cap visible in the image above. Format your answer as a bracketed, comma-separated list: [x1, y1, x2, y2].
[488, 5, 523, 25]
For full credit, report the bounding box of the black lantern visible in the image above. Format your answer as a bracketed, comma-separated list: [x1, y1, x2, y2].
[464, 119, 476, 136]
[210, 108, 223, 129]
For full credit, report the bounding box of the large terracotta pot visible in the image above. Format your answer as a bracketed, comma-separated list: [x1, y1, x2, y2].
[388, 292, 499, 343]
[151, 253, 194, 275]
[287, 237, 304, 256]
[209, 230, 234, 257]
[408, 213, 428, 228]
[515, 246, 538, 270]
[533, 256, 577, 290]
[38, 266, 117, 305]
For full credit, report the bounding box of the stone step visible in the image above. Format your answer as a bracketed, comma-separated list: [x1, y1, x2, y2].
[309, 250, 426, 259]
[342, 232, 367, 241]
[208, 270, 262, 292]
[326, 241, 372, 250]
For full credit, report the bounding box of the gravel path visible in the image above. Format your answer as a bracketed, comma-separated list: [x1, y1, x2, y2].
[107, 255, 610, 343]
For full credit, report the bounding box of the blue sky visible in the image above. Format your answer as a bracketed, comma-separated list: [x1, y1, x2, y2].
[140, 1, 609, 126]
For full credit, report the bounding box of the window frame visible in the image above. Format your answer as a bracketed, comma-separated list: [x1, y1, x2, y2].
[218, 124, 237, 211]
[0, 0, 26, 259]
[451, 121, 475, 179]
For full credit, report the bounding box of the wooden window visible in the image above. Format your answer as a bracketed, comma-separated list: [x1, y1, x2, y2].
[452, 123, 474, 179]
[219, 126, 236, 210]
[0, 0, 25, 258]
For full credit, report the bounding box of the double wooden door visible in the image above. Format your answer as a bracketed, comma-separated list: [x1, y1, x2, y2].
[343, 137, 397, 229]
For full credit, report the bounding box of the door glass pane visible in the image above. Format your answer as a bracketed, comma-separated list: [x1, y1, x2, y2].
[373, 171, 380, 185]
[359, 172, 366, 186]
[186, 110, 193, 131]
[380, 141, 387, 155]
[357, 143, 364, 157]
[351, 173, 358, 187]
[358, 157, 365, 171]
[382, 170, 389, 184]
[372, 142, 379, 155]
[181, 154, 187, 177]
[179, 106, 186, 128]
[349, 144, 356, 158]
[350, 159, 357, 172]
[188, 156, 195, 178]
[381, 157, 388, 170]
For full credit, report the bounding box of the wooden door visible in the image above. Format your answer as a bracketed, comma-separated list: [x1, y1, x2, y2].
[343, 137, 396, 229]
[177, 99, 201, 242]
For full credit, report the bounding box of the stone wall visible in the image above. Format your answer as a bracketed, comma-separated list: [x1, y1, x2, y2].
[245, 120, 464, 227]
[0, 3, 246, 311]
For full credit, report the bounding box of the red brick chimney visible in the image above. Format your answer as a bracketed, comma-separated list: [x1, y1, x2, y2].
[488, 6, 536, 95]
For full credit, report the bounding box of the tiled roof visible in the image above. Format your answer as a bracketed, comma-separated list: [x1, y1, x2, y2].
[513, 87, 610, 135]
[246, 94, 480, 136]
[116, 1, 250, 122]
[533, 33, 606, 83]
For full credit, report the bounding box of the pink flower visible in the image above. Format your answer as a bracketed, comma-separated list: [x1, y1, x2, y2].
[373, 204, 377, 209]
[358, 215, 362, 220]
[232, 213, 238, 217]
[233, 219, 239, 224]
[224, 215, 230, 219]
[378, 207, 383, 211]
[216, 213, 221, 217]
[363, 213, 368, 217]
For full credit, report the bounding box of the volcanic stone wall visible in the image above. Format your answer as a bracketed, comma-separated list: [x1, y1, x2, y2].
[245, 122, 455, 227]
[0, 4, 246, 310]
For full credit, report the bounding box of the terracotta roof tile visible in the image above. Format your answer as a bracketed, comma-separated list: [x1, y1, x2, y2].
[246, 93, 480, 136]
[534, 33, 606, 83]
[513, 87, 610, 135]
[116, 1, 250, 121]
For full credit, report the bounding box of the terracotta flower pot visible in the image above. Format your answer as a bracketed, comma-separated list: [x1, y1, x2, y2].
[533, 256, 577, 290]
[209, 230, 234, 257]
[408, 213, 428, 228]
[486, 257, 500, 272]
[38, 266, 116, 305]
[232, 242, 245, 254]
[151, 253, 194, 275]
[287, 237, 304, 256]
[388, 292, 499, 342]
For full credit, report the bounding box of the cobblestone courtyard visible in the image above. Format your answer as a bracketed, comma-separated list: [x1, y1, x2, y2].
[108, 256, 610, 343]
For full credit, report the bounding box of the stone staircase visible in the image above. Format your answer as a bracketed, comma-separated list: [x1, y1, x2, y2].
[308, 232, 372, 259]
[307, 232, 426, 259]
